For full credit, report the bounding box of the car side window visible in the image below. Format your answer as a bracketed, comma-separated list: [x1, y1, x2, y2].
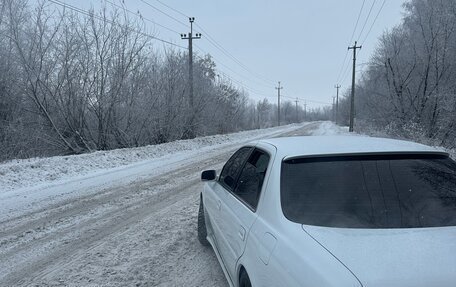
[233, 149, 270, 210]
[219, 147, 252, 191]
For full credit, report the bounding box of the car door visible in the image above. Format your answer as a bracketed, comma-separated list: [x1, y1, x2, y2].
[206, 147, 253, 260]
[217, 148, 271, 282]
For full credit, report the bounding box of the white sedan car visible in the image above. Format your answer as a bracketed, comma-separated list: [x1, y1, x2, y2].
[198, 136, 456, 287]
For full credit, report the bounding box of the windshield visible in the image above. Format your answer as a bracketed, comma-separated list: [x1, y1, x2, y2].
[281, 154, 456, 228]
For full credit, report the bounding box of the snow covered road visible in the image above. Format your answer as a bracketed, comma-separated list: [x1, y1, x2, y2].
[0, 121, 344, 286]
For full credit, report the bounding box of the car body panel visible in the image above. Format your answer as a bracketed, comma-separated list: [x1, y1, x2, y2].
[217, 186, 258, 281]
[259, 136, 446, 160]
[303, 224, 456, 287]
[201, 136, 454, 287]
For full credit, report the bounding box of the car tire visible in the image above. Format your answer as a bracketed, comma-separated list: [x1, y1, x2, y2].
[239, 270, 252, 287]
[197, 196, 210, 246]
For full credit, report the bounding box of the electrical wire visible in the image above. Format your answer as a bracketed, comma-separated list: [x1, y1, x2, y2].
[142, 0, 276, 90]
[357, 0, 377, 41]
[47, 0, 187, 49]
[361, 0, 386, 45]
[139, 0, 188, 27]
[194, 43, 274, 90]
[192, 51, 273, 99]
[349, 0, 366, 45]
[336, 0, 366, 83]
[104, 0, 181, 35]
[340, 58, 353, 84]
[153, 0, 189, 18]
[141, 0, 276, 87]
[195, 24, 276, 86]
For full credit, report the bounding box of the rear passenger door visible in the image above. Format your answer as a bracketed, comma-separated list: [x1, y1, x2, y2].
[217, 148, 270, 282]
[207, 147, 253, 259]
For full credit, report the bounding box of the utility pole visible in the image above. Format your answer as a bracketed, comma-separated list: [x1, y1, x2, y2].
[334, 84, 341, 125]
[348, 41, 361, 132]
[303, 101, 307, 121]
[294, 98, 299, 123]
[181, 17, 201, 137]
[275, 81, 283, 126]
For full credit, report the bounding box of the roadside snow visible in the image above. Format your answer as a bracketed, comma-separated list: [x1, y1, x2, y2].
[0, 124, 305, 193]
[0, 122, 328, 286]
[310, 121, 350, 135]
[0, 122, 332, 222]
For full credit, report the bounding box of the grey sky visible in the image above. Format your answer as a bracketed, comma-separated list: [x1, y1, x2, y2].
[65, 0, 407, 109]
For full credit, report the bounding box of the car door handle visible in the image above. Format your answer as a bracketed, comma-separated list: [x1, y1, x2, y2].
[238, 227, 246, 241]
[217, 200, 221, 211]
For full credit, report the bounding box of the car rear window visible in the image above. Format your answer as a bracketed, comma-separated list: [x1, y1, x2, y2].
[281, 154, 456, 228]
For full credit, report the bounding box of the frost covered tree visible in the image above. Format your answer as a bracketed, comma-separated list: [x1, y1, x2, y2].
[339, 0, 456, 148]
[1, 0, 298, 161]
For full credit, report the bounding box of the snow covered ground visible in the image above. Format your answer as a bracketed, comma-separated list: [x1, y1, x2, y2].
[2, 120, 452, 286]
[0, 123, 322, 193]
[0, 121, 346, 286]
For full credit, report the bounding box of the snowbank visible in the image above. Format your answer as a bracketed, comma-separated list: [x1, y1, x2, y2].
[0, 123, 311, 193]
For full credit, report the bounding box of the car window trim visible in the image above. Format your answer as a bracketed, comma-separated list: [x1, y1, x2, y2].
[283, 151, 449, 162]
[218, 146, 254, 192]
[228, 147, 271, 213]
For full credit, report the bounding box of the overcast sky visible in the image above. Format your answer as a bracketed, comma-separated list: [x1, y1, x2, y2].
[64, 0, 407, 109]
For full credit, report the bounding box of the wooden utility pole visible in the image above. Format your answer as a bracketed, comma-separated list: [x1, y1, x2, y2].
[181, 17, 201, 137]
[295, 98, 299, 123]
[275, 81, 283, 126]
[303, 101, 307, 121]
[348, 41, 361, 132]
[335, 84, 340, 125]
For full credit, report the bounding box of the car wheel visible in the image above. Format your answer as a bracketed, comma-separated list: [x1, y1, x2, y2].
[197, 196, 210, 246]
[239, 270, 252, 287]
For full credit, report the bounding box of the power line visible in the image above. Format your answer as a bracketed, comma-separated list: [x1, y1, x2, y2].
[126, 0, 271, 99]
[218, 73, 272, 99]
[143, 0, 276, 89]
[104, 0, 181, 35]
[340, 51, 355, 84]
[281, 95, 331, 105]
[142, 0, 326, 107]
[211, 66, 271, 98]
[194, 44, 274, 90]
[285, 86, 332, 105]
[195, 24, 275, 86]
[336, 0, 366, 83]
[139, 0, 188, 27]
[193, 48, 273, 98]
[336, 51, 350, 84]
[349, 0, 366, 45]
[195, 45, 274, 90]
[153, 0, 189, 18]
[361, 0, 386, 45]
[47, 0, 187, 49]
[357, 0, 376, 41]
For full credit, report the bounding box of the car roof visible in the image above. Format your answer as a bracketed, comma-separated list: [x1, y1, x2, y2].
[256, 135, 447, 159]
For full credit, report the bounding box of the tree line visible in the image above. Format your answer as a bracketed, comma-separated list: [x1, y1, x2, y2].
[338, 0, 456, 148]
[0, 0, 313, 161]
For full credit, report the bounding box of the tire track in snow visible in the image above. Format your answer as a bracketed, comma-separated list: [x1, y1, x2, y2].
[0, 122, 321, 286]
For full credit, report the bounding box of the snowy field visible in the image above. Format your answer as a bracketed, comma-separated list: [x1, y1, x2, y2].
[0, 121, 347, 286]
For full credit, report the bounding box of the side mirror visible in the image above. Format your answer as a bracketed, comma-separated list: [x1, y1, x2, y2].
[201, 170, 216, 181]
